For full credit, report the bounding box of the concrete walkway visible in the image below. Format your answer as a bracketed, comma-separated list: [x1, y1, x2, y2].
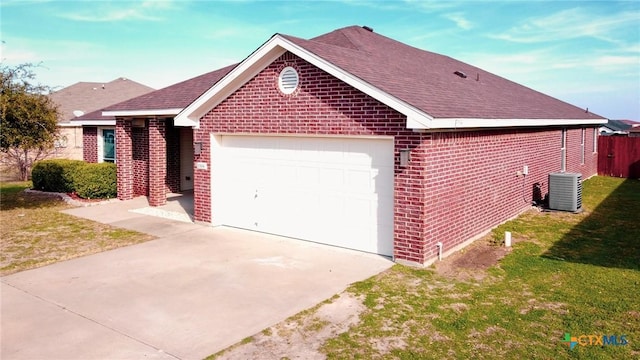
[1, 197, 393, 360]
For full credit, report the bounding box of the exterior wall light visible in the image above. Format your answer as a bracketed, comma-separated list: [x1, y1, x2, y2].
[194, 142, 203, 155]
[400, 149, 410, 167]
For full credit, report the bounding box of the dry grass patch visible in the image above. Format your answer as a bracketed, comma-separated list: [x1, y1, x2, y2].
[0, 182, 153, 276]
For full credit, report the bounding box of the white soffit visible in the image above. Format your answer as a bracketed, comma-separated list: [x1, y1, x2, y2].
[426, 117, 609, 129]
[102, 108, 183, 117]
[70, 120, 116, 126]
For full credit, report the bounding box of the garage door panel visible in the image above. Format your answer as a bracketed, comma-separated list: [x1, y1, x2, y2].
[213, 136, 394, 256]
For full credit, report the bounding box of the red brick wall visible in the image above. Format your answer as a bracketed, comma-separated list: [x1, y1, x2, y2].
[132, 126, 149, 197]
[194, 52, 598, 265]
[420, 128, 597, 261]
[116, 119, 134, 200]
[148, 118, 167, 206]
[82, 127, 98, 163]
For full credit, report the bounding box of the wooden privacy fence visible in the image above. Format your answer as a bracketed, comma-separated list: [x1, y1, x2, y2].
[598, 136, 640, 179]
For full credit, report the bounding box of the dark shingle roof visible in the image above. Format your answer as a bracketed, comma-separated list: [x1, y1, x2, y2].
[103, 64, 236, 112]
[283, 26, 603, 120]
[603, 120, 633, 132]
[105, 26, 605, 122]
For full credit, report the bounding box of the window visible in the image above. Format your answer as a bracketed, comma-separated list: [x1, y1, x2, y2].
[581, 128, 585, 165]
[560, 128, 567, 172]
[593, 128, 598, 153]
[98, 128, 115, 163]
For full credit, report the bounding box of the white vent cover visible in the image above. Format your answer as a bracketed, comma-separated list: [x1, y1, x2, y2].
[278, 66, 299, 94]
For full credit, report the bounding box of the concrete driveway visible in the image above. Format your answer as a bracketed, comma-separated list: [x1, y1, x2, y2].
[1, 198, 393, 360]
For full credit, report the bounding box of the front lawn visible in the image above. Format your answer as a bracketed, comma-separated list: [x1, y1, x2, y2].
[0, 182, 153, 276]
[325, 176, 639, 359]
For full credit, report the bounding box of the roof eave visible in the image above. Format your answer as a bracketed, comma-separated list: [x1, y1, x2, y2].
[70, 120, 117, 126]
[411, 117, 608, 130]
[102, 108, 183, 117]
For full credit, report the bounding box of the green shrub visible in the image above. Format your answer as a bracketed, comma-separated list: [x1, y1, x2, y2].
[73, 163, 117, 199]
[31, 160, 84, 193]
[31, 160, 117, 199]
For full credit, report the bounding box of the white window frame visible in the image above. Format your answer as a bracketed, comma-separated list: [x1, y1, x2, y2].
[97, 127, 116, 163]
[581, 128, 585, 165]
[561, 128, 567, 172]
[593, 127, 598, 153]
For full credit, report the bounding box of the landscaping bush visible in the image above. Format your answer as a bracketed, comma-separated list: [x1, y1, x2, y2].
[73, 163, 117, 199]
[31, 159, 84, 193]
[31, 160, 117, 199]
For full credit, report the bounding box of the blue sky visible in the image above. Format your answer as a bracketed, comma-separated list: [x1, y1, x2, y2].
[1, 0, 639, 120]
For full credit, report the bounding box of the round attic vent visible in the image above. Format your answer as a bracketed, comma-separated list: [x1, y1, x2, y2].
[278, 66, 299, 94]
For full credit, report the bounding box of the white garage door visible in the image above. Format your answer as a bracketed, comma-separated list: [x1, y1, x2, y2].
[212, 135, 394, 256]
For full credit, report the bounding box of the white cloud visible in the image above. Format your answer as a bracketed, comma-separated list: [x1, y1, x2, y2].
[491, 7, 639, 44]
[590, 55, 640, 68]
[443, 12, 472, 30]
[0, 42, 38, 63]
[1, 36, 104, 63]
[402, 0, 459, 13]
[0, 0, 53, 7]
[58, 0, 177, 22]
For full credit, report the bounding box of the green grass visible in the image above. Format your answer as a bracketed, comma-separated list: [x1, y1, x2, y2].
[322, 177, 640, 359]
[0, 181, 154, 275]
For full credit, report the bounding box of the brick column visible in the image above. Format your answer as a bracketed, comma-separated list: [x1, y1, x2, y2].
[116, 119, 133, 200]
[193, 130, 211, 223]
[148, 118, 167, 206]
[82, 127, 98, 163]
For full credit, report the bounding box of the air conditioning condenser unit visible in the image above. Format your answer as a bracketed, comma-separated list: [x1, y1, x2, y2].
[548, 172, 582, 212]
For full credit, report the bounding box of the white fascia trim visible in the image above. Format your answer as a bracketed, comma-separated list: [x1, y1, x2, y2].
[71, 120, 117, 126]
[102, 108, 182, 117]
[174, 35, 433, 128]
[426, 117, 608, 129]
[58, 122, 82, 127]
[175, 38, 288, 127]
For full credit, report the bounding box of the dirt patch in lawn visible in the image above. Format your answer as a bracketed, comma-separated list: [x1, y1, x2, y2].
[211, 292, 366, 360]
[433, 237, 512, 281]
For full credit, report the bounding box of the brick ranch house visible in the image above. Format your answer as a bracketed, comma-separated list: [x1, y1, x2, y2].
[89, 26, 606, 266]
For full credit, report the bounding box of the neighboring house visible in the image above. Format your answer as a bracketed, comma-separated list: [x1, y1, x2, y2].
[49, 78, 154, 159]
[599, 119, 636, 136]
[97, 26, 606, 266]
[629, 127, 640, 138]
